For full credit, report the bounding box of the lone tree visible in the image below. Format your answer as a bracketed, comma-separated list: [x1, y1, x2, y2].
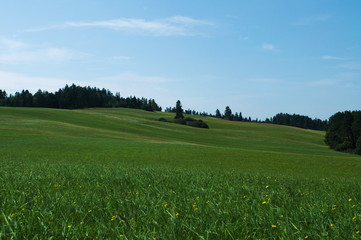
[174, 100, 184, 119]
[215, 109, 222, 118]
[224, 106, 233, 120]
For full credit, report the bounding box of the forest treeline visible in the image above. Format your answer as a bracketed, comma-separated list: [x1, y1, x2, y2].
[0, 84, 329, 131]
[269, 113, 328, 131]
[0, 84, 161, 111]
[166, 105, 328, 131]
[325, 111, 361, 155]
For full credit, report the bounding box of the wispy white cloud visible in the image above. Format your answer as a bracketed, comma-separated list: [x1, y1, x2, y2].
[308, 72, 360, 87]
[0, 38, 28, 50]
[261, 43, 279, 52]
[0, 47, 81, 64]
[322, 55, 346, 60]
[0, 38, 84, 64]
[336, 62, 361, 70]
[250, 78, 282, 84]
[167, 16, 213, 26]
[100, 72, 173, 84]
[0, 71, 77, 93]
[112, 55, 132, 61]
[24, 16, 215, 36]
[293, 14, 331, 26]
[308, 79, 335, 87]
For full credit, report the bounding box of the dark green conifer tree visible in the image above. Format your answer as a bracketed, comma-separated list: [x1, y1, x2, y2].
[174, 100, 184, 119]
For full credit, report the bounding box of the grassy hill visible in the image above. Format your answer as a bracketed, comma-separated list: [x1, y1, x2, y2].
[1, 107, 361, 239]
[1, 107, 360, 176]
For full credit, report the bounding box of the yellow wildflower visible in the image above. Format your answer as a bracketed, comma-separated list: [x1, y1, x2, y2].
[262, 201, 267, 205]
[356, 230, 360, 235]
[175, 213, 180, 217]
[348, 198, 353, 202]
[353, 216, 357, 221]
[266, 185, 270, 189]
[271, 225, 277, 228]
[330, 223, 334, 227]
[67, 225, 72, 228]
[164, 203, 169, 208]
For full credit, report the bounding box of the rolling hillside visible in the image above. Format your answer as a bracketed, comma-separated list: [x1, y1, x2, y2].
[2, 107, 361, 239]
[1, 107, 360, 177]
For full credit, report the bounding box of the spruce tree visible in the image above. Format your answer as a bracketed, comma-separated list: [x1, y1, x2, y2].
[174, 100, 184, 119]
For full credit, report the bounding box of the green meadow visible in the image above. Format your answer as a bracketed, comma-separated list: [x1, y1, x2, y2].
[1, 107, 361, 239]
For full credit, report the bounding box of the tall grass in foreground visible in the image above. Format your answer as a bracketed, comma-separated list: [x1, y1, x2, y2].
[1, 162, 360, 239]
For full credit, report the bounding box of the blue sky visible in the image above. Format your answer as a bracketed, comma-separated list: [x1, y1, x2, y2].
[0, 0, 360, 120]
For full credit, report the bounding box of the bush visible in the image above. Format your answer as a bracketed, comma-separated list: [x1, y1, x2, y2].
[159, 116, 209, 129]
[174, 118, 186, 125]
[186, 119, 209, 129]
[158, 117, 169, 122]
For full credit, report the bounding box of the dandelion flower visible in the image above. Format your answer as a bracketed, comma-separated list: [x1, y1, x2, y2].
[266, 185, 270, 189]
[262, 201, 267, 205]
[67, 225, 72, 228]
[353, 216, 357, 221]
[164, 203, 169, 208]
[356, 230, 360, 235]
[176, 213, 180, 217]
[271, 225, 277, 228]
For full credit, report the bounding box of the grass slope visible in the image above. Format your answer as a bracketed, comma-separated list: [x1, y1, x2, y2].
[1, 107, 361, 239]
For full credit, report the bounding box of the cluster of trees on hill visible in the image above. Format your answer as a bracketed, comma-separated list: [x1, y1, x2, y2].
[0, 84, 161, 111]
[325, 111, 361, 155]
[268, 113, 328, 131]
[165, 105, 327, 131]
[215, 107, 327, 130]
[165, 106, 256, 122]
[160, 100, 209, 129]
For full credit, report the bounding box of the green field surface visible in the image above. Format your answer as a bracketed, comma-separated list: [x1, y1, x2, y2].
[1, 107, 361, 239]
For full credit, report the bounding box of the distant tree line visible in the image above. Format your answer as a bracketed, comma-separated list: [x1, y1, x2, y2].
[268, 113, 328, 131]
[0, 84, 161, 111]
[325, 111, 361, 155]
[165, 105, 328, 130]
[1, 86, 331, 131]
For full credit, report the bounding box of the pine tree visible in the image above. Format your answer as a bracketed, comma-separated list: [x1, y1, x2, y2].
[224, 106, 233, 120]
[215, 109, 222, 118]
[174, 100, 184, 119]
